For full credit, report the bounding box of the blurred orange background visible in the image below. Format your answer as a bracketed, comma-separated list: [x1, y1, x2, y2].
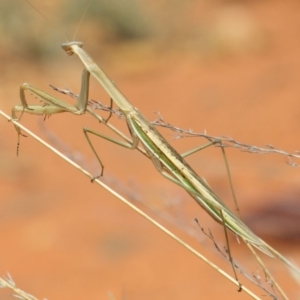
[0, 0, 300, 299]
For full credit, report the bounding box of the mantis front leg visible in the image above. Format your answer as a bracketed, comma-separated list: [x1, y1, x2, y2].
[12, 69, 90, 155]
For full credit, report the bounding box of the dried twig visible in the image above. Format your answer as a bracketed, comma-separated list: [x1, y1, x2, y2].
[194, 219, 278, 299]
[50, 85, 300, 166]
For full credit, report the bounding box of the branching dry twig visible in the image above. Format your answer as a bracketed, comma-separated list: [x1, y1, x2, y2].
[50, 85, 300, 167]
[194, 219, 279, 299]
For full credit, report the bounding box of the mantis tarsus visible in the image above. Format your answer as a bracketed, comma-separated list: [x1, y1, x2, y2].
[12, 40, 300, 291]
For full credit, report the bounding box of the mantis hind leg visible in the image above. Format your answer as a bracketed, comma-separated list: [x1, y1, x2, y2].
[219, 209, 242, 292]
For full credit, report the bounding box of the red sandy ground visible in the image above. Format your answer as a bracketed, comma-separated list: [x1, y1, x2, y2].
[0, 1, 300, 299]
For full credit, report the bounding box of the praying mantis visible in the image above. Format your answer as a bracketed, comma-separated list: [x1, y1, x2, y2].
[12, 41, 270, 257]
[12, 39, 300, 281]
[4, 2, 300, 299]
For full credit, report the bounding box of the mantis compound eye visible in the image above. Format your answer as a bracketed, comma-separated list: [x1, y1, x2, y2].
[61, 41, 83, 56]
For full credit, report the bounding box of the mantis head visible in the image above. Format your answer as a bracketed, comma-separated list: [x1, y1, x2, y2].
[61, 41, 83, 56]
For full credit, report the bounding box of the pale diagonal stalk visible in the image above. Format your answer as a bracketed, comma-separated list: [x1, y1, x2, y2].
[0, 109, 261, 299]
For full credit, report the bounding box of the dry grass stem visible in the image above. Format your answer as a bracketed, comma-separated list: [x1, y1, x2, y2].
[0, 273, 40, 300]
[0, 109, 262, 299]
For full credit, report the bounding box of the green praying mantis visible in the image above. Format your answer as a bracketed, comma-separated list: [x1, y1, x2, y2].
[12, 39, 300, 283]
[13, 41, 269, 256]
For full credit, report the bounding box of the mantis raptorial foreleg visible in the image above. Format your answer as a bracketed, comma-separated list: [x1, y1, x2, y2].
[12, 69, 90, 154]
